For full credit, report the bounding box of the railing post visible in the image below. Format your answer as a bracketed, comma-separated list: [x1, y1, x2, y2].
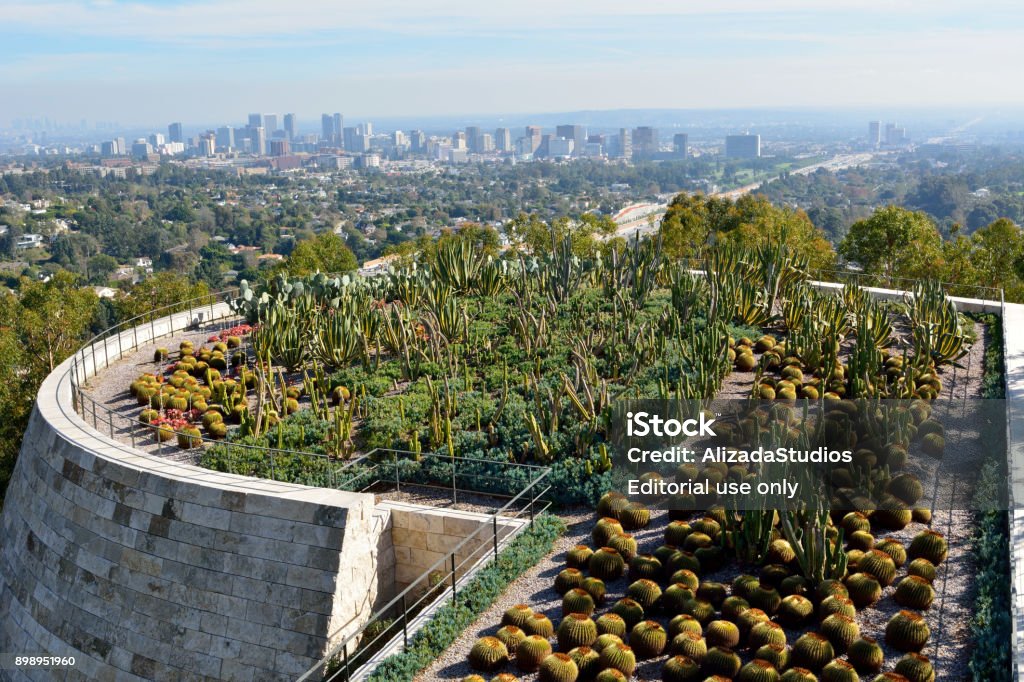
[269, 448, 276, 481]
[395, 451, 400, 492]
[450, 553, 457, 600]
[133, 323, 138, 351]
[342, 645, 349, 682]
[401, 594, 408, 649]
[493, 516, 498, 558]
[116, 327, 123, 360]
[109, 410, 114, 439]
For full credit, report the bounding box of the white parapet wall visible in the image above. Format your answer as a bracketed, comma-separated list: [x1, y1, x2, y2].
[0, 305, 386, 681]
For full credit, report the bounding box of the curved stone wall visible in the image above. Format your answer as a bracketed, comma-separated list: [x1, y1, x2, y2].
[0, 309, 382, 681]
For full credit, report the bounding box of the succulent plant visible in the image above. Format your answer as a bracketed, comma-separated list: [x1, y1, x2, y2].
[619, 502, 651, 531]
[580, 577, 606, 605]
[791, 633, 835, 672]
[154, 348, 168, 362]
[818, 595, 856, 621]
[921, 433, 944, 456]
[667, 550, 702, 574]
[595, 613, 627, 637]
[815, 579, 849, 601]
[593, 518, 624, 547]
[780, 575, 809, 597]
[780, 668, 819, 682]
[516, 636, 553, 672]
[721, 595, 751, 621]
[906, 558, 937, 583]
[894, 575, 935, 610]
[176, 426, 203, 449]
[566, 545, 594, 569]
[908, 530, 948, 565]
[669, 630, 707, 663]
[567, 646, 601, 680]
[748, 585, 782, 615]
[858, 550, 898, 586]
[697, 581, 728, 607]
[845, 572, 882, 608]
[893, 653, 935, 682]
[666, 521, 693, 547]
[875, 538, 907, 567]
[469, 637, 510, 672]
[733, 574, 760, 599]
[563, 588, 596, 617]
[680, 599, 716, 624]
[461, 675, 486, 682]
[887, 474, 924, 505]
[911, 508, 932, 523]
[820, 659, 859, 682]
[630, 620, 668, 658]
[599, 643, 637, 676]
[704, 647, 742, 678]
[594, 669, 627, 682]
[610, 598, 645, 629]
[841, 511, 872, 534]
[748, 621, 787, 650]
[700, 621, 737, 651]
[662, 654, 702, 682]
[557, 614, 598, 651]
[662, 583, 697, 614]
[754, 643, 789, 671]
[672, 569, 701, 591]
[594, 633, 623, 652]
[847, 530, 875, 552]
[597, 491, 627, 518]
[627, 579, 663, 610]
[737, 659, 781, 682]
[556, 568, 586, 594]
[873, 503, 912, 531]
[608, 533, 638, 562]
[628, 554, 662, 581]
[779, 595, 814, 626]
[525, 613, 555, 638]
[538, 652, 579, 682]
[885, 611, 930, 652]
[736, 608, 771, 639]
[683, 531, 714, 553]
[820, 613, 859, 653]
[503, 606, 536, 626]
[847, 636, 884, 674]
[496, 626, 527, 653]
[588, 548, 625, 581]
[668, 613, 704, 639]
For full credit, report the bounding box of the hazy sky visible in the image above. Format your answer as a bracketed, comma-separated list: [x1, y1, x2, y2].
[2, 0, 1023, 126]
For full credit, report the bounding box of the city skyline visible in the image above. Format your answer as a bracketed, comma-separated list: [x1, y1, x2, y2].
[2, 0, 1024, 125]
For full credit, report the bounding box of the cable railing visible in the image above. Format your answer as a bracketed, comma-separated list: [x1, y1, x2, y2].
[297, 454, 552, 682]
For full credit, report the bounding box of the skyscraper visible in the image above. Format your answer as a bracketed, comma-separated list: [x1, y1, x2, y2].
[168, 122, 183, 144]
[216, 126, 235, 151]
[465, 126, 481, 152]
[333, 114, 344, 145]
[494, 127, 512, 152]
[322, 114, 335, 143]
[868, 121, 881, 147]
[248, 113, 264, 129]
[632, 127, 658, 158]
[524, 126, 542, 154]
[617, 128, 632, 160]
[283, 113, 296, 140]
[725, 134, 761, 158]
[250, 126, 266, 155]
[673, 133, 689, 156]
[264, 114, 279, 133]
[269, 139, 290, 156]
[452, 131, 467, 150]
[556, 125, 587, 156]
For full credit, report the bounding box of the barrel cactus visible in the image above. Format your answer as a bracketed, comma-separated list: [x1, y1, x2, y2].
[908, 530, 948, 565]
[815, 579, 849, 601]
[594, 633, 623, 653]
[705, 620, 740, 649]
[557, 614, 598, 651]
[610, 598, 645, 629]
[503, 604, 534, 629]
[666, 520, 693, 546]
[627, 579, 662, 610]
[588, 548, 626, 580]
[597, 491, 627, 518]
[516, 636, 553, 672]
[496, 626, 527, 653]
[820, 659, 859, 682]
[697, 581, 728, 607]
[619, 502, 651, 531]
[894, 576, 935, 609]
[858, 550, 897, 586]
[608, 533, 638, 562]
[847, 636, 884, 674]
[538, 652, 578, 682]
[893, 653, 935, 682]
[669, 631, 707, 663]
[562, 588, 596, 617]
[672, 569, 701, 591]
[567, 646, 601, 680]
[791, 632, 835, 671]
[668, 614, 704, 638]
[680, 599, 715, 624]
[733, 574, 760, 599]
[906, 558, 937, 584]
[845, 572, 882, 608]
[630, 620, 668, 658]
[469, 637, 510, 672]
[662, 654, 702, 682]
[703, 647, 742, 678]
[780, 668, 819, 682]
[595, 613, 627, 637]
[721, 595, 751, 621]
[594, 669, 627, 682]
[461, 675, 486, 682]
[668, 550, 702, 574]
[821, 613, 860, 653]
[754, 643, 789, 671]
[525, 613, 555, 638]
[885, 611, 930, 652]
[556, 568, 586, 594]
[737, 659, 781, 682]
[629, 554, 662, 580]
[818, 595, 856, 621]
[736, 608, 771, 639]
[748, 621, 787, 650]
[599, 643, 637, 676]
[662, 583, 697, 613]
[779, 595, 814, 626]
[748, 585, 782, 614]
[566, 545, 594, 569]
[580, 577, 606, 605]
[592, 517, 624, 547]
[875, 538, 908, 567]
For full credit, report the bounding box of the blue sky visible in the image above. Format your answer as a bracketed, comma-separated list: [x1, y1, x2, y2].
[2, 0, 1023, 126]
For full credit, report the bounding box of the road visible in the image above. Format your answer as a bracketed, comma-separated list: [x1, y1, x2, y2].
[610, 152, 876, 238]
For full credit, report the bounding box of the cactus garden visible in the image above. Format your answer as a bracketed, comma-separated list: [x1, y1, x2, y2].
[79, 234, 1006, 680]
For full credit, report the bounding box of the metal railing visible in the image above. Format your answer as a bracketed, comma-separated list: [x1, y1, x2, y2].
[297, 459, 552, 682]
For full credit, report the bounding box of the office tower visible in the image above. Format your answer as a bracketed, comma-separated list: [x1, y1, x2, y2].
[269, 139, 290, 156]
[216, 126, 235, 151]
[148, 133, 165, 147]
[556, 125, 587, 156]
[100, 140, 117, 156]
[673, 133, 689, 156]
[344, 127, 368, 152]
[868, 120, 881, 147]
[494, 127, 512, 152]
[333, 114, 343, 145]
[632, 126, 658, 158]
[250, 126, 266, 155]
[465, 126, 481, 152]
[283, 113, 296, 140]
[115, 137, 126, 155]
[452, 131, 467, 150]
[392, 130, 406, 147]
[548, 137, 573, 157]
[131, 139, 152, 159]
[410, 130, 426, 153]
[617, 128, 632, 159]
[264, 114, 278, 133]
[725, 134, 761, 158]
[885, 122, 906, 145]
[168, 122, 183, 143]
[524, 126, 542, 154]
[321, 114, 335, 143]
[198, 133, 216, 156]
[362, 121, 373, 136]
[478, 133, 494, 152]
[248, 113, 263, 129]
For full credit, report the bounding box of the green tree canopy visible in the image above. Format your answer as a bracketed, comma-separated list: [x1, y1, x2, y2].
[286, 232, 358, 276]
[839, 205, 943, 281]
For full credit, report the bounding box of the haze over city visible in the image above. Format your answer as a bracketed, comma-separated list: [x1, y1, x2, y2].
[2, 0, 1024, 127]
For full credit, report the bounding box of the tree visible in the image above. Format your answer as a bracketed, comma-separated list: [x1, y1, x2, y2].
[113, 271, 210, 323]
[839, 206, 943, 281]
[16, 271, 99, 374]
[286, 233, 358, 276]
[87, 254, 118, 284]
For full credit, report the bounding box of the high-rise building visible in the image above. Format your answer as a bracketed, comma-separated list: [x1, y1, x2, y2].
[673, 133, 689, 156]
[168, 122, 183, 144]
[100, 140, 117, 156]
[344, 127, 368, 152]
[216, 126, 235, 151]
[131, 139, 152, 159]
[617, 128, 632, 160]
[362, 121, 373, 136]
[556, 125, 587, 156]
[885, 122, 907, 145]
[284, 113, 296, 140]
[494, 127, 512, 152]
[478, 133, 494, 152]
[725, 134, 761, 158]
[115, 137, 126, 155]
[632, 127, 658, 158]
[198, 133, 216, 157]
[248, 113, 263, 129]
[465, 126, 481, 152]
[410, 130, 426, 153]
[548, 137, 574, 157]
[523, 126, 542, 154]
[264, 114, 278, 133]
[452, 131, 467, 150]
[250, 126, 266, 155]
[333, 114, 344, 145]
[392, 130, 406, 148]
[868, 121, 881, 147]
[321, 114, 335, 143]
[269, 139, 290, 156]
[148, 133, 165, 148]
